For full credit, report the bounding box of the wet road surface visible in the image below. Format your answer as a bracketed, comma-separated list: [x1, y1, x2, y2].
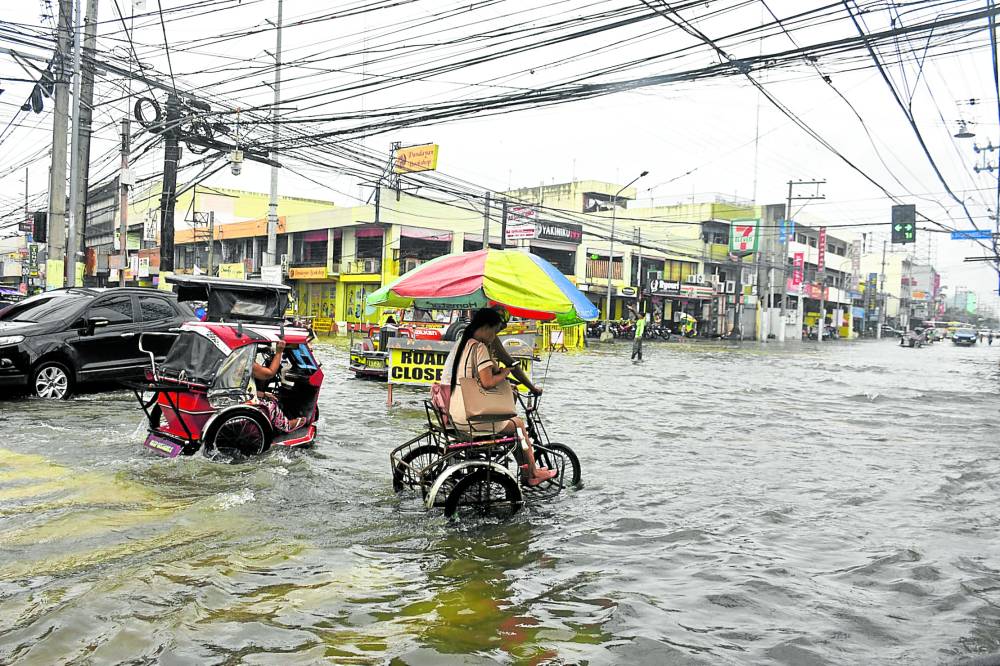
[1, 338, 999, 664]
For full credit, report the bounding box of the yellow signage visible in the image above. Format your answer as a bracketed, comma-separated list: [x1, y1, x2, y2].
[313, 317, 334, 334]
[388, 347, 449, 385]
[289, 266, 327, 280]
[394, 144, 439, 174]
[218, 263, 246, 280]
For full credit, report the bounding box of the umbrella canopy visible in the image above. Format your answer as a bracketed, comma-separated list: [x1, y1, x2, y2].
[366, 249, 599, 325]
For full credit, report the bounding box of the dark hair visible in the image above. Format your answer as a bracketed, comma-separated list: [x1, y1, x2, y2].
[450, 307, 503, 390]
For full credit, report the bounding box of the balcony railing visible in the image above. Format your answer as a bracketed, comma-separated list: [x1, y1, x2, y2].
[585, 259, 623, 281]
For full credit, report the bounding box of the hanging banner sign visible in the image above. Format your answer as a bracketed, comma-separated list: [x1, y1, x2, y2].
[218, 263, 247, 280]
[728, 218, 759, 256]
[817, 226, 827, 273]
[792, 251, 804, 287]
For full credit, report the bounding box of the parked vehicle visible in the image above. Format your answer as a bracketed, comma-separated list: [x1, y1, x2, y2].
[952, 328, 978, 346]
[0, 287, 194, 399]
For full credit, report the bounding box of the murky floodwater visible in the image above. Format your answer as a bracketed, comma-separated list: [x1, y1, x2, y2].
[2, 338, 999, 664]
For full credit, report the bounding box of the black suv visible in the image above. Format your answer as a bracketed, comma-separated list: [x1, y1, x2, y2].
[0, 287, 194, 399]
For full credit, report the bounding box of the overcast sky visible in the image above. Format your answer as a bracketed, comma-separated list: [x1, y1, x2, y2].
[2, 0, 999, 307]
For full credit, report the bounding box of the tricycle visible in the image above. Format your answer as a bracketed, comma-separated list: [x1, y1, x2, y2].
[126, 275, 324, 460]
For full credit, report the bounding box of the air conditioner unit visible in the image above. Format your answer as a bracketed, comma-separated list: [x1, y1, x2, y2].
[725, 280, 736, 294]
[342, 261, 353, 274]
[363, 258, 378, 273]
[279, 254, 288, 275]
[686, 274, 705, 284]
[402, 258, 420, 273]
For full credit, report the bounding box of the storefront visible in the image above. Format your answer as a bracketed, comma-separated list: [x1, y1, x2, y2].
[291, 266, 337, 319]
[528, 221, 582, 275]
[648, 279, 717, 334]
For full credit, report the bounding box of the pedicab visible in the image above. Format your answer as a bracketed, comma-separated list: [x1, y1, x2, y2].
[369, 249, 598, 519]
[125, 276, 324, 460]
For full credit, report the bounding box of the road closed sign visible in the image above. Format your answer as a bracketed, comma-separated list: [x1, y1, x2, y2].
[729, 218, 759, 256]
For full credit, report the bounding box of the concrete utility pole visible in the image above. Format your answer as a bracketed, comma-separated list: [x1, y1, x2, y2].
[500, 200, 508, 249]
[64, 0, 84, 288]
[482, 191, 491, 249]
[118, 117, 130, 286]
[207, 211, 215, 276]
[636, 226, 643, 313]
[265, 0, 283, 268]
[783, 179, 825, 341]
[877, 239, 887, 339]
[46, 0, 72, 289]
[602, 171, 647, 342]
[158, 94, 181, 273]
[70, 0, 98, 285]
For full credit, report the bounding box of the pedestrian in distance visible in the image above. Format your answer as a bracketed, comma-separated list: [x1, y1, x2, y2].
[990, 331, 994, 346]
[629, 305, 646, 362]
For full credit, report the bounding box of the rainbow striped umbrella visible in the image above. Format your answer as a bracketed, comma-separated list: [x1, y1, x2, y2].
[366, 249, 599, 325]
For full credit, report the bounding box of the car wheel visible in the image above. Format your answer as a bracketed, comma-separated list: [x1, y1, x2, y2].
[32, 361, 74, 400]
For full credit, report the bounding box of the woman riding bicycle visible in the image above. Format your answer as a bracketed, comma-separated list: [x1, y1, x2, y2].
[446, 308, 556, 486]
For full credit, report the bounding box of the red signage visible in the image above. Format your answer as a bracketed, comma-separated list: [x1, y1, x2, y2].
[792, 252, 804, 287]
[817, 227, 827, 272]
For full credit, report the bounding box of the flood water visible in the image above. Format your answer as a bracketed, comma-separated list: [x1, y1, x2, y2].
[1, 338, 999, 664]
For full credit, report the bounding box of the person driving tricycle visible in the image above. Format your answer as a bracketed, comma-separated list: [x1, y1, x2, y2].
[253, 340, 307, 433]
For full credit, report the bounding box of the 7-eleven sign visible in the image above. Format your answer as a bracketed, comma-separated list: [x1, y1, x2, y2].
[728, 218, 760, 256]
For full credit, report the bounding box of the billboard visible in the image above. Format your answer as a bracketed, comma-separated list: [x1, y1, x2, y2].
[393, 144, 439, 174]
[728, 218, 759, 256]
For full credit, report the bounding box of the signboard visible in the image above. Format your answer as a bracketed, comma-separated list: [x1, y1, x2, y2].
[387, 336, 534, 387]
[313, 317, 334, 334]
[537, 221, 583, 244]
[505, 223, 536, 240]
[891, 205, 917, 244]
[138, 256, 150, 278]
[649, 279, 680, 295]
[778, 219, 795, 244]
[728, 218, 759, 256]
[617, 286, 638, 297]
[393, 143, 439, 174]
[143, 210, 157, 242]
[218, 263, 246, 280]
[288, 266, 327, 280]
[802, 283, 829, 300]
[792, 252, 804, 288]
[28, 244, 38, 277]
[950, 229, 992, 240]
[260, 265, 283, 285]
[817, 226, 827, 273]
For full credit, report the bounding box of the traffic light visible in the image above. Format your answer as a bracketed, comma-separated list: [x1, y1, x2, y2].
[32, 211, 46, 243]
[891, 204, 916, 244]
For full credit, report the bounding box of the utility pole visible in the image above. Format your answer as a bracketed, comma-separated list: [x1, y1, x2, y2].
[783, 179, 825, 341]
[158, 94, 181, 273]
[265, 0, 283, 268]
[64, 0, 84, 288]
[24, 168, 28, 227]
[482, 191, 491, 249]
[70, 0, 98, 286]
[635, 226, 643, 313]
[118, 117, 130, 286]
[877, 239, 887, 339]
[500, 200, 508, 249]
[46, 0, 72, 290]
[207, 211, 215, 276]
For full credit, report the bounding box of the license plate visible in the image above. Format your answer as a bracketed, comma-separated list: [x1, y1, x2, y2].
[144, 434, 183, 458]
[370, 359, 385, 368]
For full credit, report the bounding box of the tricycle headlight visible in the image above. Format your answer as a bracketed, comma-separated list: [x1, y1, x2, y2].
[0, 335, 24, 347]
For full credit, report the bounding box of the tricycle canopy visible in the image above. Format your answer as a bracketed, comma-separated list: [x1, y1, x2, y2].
[168, 275, 290, 323]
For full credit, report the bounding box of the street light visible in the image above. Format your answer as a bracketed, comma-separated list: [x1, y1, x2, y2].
[601, 170, 648, 342]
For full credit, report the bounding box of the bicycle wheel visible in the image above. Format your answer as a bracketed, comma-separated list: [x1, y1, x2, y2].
[536, 442, 582, 488]
[444, 468, 522, 519]
[392, 444, 443, 492]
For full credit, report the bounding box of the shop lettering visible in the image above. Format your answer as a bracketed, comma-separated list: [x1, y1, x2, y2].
[538, 223, 583, 242]
[398, 350, 448, 365]
[390, 365, 444, 382]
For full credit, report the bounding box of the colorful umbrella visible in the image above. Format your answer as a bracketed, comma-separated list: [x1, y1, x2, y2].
[366, 249, 599, 325]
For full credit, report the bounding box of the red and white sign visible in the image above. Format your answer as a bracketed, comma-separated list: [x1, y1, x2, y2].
[792, 251, 804, 288]
[505, 206, 538, 240]
[817, 226, 827, 273]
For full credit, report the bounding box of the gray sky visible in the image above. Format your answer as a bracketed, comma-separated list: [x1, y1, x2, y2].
[2, 0, 999, 304]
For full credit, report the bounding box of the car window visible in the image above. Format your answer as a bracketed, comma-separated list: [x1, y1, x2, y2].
[3, 296, 87, 323]
[89, 296, 134, 325]
[139, 296, 175, 322]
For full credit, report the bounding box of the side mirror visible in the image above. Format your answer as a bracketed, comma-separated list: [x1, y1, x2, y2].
[86, 317, 110, 335]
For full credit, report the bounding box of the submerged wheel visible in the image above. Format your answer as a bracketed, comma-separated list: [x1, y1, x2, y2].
[392, 444, 443, 492]
[32, 361, 73, 400]
[444, 468, 522, 520]
[206, 414, 268, 459]
[535, 442, 582, 488]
